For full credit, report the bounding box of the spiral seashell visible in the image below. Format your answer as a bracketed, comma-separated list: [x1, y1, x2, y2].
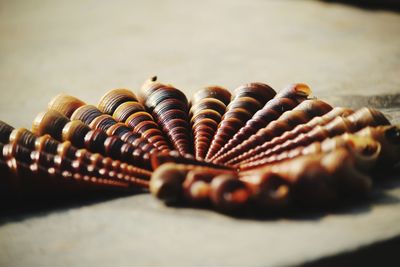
[220, 99, 333, 165]
[239, 133, 382, 171]
[229, 107, 354, 166]
[237, 107, 391, 166]
[98, 89, 138, 115]
[48, 94, 164, 154]
[48, 94, 86, 118]
[210, 83, 312, 162]
[189, 86, 231, 160]
[355, 125, 400, 167]
[97, 89, 171, 152]
[149, 163, 234, 204]
[2, 78, 399, 214]
[240, 148, 374, 207]
[32, 110, 152, 168]
[6, 124, 151, 180]
[149, 163, 246, 211]
[205, 82, 277, 160]
[70, 105, 104, 125]
[140, 77, 192, 155]
[0, 138, 148, 198]
[191, 85, 232, 106]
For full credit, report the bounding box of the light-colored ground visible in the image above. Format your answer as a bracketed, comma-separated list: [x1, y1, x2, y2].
[0, 0, 400, 266]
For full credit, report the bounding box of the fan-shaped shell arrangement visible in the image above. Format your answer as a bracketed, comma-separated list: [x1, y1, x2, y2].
[1, 77, 399, 215]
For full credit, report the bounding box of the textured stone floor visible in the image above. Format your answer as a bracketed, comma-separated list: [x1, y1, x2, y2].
[0, 0, 400, 266]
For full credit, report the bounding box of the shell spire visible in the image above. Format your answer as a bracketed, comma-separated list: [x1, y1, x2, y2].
[140, 77, 192, 156]
[98, 89, 171, 152]
[218, 99, 333, 165]
[189, 86, 231, 160]
[48, 94, 159, 154]
[7, 125, 151, 180]
[239, 132, 382, 170]
[211, 83, 311, 162]
[205, 82, 277, 160]
[228, 107, 354, 165]
[32, 110, 151, 168]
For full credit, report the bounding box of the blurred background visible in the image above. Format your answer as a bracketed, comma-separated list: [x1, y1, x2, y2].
[1, 0, 399, 127]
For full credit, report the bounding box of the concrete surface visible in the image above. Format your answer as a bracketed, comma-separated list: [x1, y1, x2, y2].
[0, 0, 400, 266]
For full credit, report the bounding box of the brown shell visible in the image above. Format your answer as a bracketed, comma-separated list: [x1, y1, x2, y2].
[140, 77, 192, 155]
[98, 89, 139, 115]
[210, 83, 312, 161]
[236, 107, 391, 166]
[1, 78, 399, 215]
[32, 110, 151, 168]
[189, 86, 231, 160]
[219, 99, 333, 165]
[48, 94, 85, 118]
[205, 82, 276, 160]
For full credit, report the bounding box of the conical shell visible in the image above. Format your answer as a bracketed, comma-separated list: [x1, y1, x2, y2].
[205, 82, 276, 160]
[219, 99, 333, 165]
[210, 83, 311, 162]
[189, 86, 231, 160]
[32, 110, 151, 168]
[98, 89, 171, 152]
[2, 78, 399, 215]
[140, 77, 192, 156]
[236, 107, 390, 166]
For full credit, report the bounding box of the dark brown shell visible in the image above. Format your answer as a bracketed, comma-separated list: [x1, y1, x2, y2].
[2, 78, 399, 215]
[205, 82, 276, 160]
[228, 107, 354, 165]
[140, 77, 192, 156]
[189, 86, 231, 160]
[218, 99, 333, 165]
[210, 83, 312, 162]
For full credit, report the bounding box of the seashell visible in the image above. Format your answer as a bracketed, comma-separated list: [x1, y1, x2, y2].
[52, 102, 158, 155]
[189, 86, 231, 160]
[49, 93, 167, 153]
[32, 110, 151, 168]
[2, 140, 143, 197]
[205, 82, 276, 160]
[191, 85, 232, 106]
[97, 89, 138, 115]
[0, 126, 149, 199]
[239, 133, 382, 171]
[98, 89, 171, 152]
[240, 148, 374, 208]
[140, 77, 192, 156]
[149, 163, 245, 211]
[236, 107, 391, 166]
[2, 78, 400, 215]
[7, 126, 151, 180]
[210, 83, 311, 162]
[219, 99, 333, 165]
[70, 105, 104, 125]
[48, 94, 85, 118]
[228, 107, 354, 165]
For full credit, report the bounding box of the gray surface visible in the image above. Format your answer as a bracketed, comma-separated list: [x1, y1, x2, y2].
[1, 0, 400, 266]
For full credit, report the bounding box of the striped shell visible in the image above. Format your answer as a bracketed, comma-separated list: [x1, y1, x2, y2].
[1, 77, 399, 216]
